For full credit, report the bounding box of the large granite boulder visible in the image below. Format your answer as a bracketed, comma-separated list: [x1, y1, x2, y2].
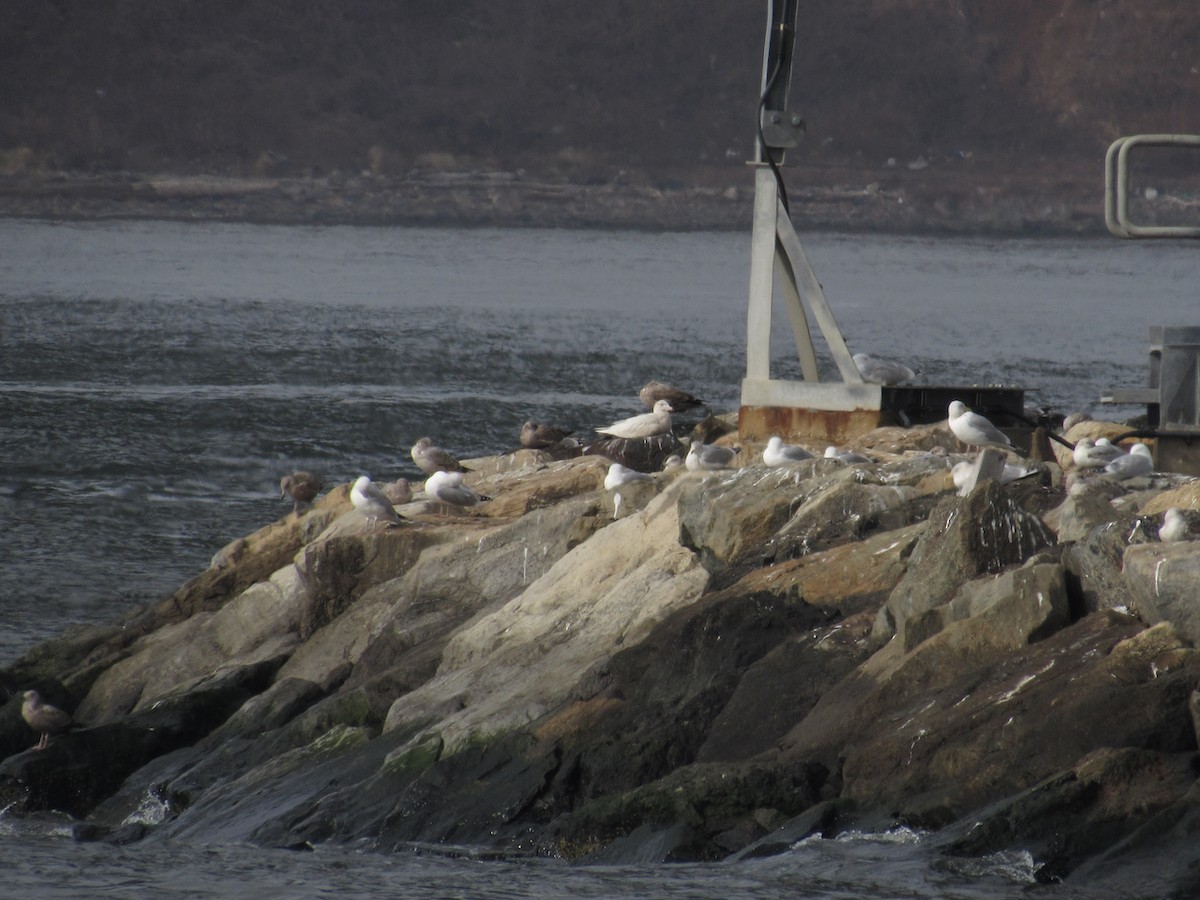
[874, 480, 1058, 646]
[1123, 541, 1200, 644]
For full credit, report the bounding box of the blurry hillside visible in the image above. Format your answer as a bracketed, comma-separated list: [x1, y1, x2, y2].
[2, 1, 1198, 232]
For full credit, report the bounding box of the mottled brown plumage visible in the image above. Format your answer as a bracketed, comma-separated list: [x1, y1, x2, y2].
[638, 380, 704, 412]
[411, 437, 470, 475]
[519, 420, 575, 449]
[280, 471, 322, 514]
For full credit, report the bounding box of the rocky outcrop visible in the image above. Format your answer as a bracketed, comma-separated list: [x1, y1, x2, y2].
[2, 422, 1199, 893]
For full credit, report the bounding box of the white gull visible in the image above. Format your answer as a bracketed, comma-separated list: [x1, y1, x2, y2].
[948, 400, 1012, 449]
[351, 475, 403, 527]
[596, 399, 673, 439]
[763, 435, 813, 466]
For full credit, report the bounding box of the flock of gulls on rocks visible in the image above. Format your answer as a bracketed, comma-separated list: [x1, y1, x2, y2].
[272, 350, 1178, 544]
[12, 353, 1191, 752]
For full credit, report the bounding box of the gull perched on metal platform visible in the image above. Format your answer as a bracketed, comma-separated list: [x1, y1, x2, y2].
[853, 352, 918, 385]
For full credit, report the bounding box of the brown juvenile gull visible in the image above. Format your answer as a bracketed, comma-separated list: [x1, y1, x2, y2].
[411, 437, 470, 475]
[597, 399, 673, 439]
[22, 690, 72, 751]
[350, 475, 404, 527]
[639, 380, 704, 412]
[520, 420, 575, 450]
[280, 471, 322, 514]
[948, 400, 1012, 450]
[381, 477, 413, 506]
[425, 470, 492, 513]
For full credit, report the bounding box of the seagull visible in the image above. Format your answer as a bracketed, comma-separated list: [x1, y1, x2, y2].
[639, 381, 704, 412]
[1072, 437, 1125, 469]
[852, 352, 918, 385]
[596, 400, 673, 439]
[1160, 508, 1189, 542]
[763, 435, 813, 466]
[350, 475, 404, 527]
[686, 441, 738, 471]
[824, 446, 872, 464]
[280, 471, 322, 514]
[381, 477, 413, 506]
[604, 463, 653, 490]
[425, 470, 492, 512]
[947, 400, 1012, 449]
[21, 690, 72, 751]
[411, 437, 470, 475]
[1102, 443, 1154, 481]
[520, 420, 574, 450]
[662, 454, 684, 470]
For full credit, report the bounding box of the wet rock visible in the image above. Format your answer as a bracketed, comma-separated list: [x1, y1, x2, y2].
[783, 612, 1200, 826]
[0, 661, 279, 816]
[549, 760, 823, 861]
[933, 746, 1198, 884]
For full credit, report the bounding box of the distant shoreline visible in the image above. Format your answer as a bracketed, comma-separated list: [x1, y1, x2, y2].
[0, 165, 1108, 236]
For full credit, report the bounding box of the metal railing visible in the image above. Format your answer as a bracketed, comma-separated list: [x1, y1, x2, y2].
[1105, 134, 1200, 238]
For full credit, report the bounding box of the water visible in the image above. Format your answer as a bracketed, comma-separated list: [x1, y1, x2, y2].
[1, 219, 1196, 896]
[1, 816, 1098, 899]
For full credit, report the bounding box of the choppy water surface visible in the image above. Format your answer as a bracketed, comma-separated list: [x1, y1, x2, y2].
[1, 219, 1196, 897]
[0, 816, 1122, 899]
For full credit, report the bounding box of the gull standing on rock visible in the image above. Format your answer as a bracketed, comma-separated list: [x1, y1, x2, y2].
[852, 353, 918, 385]
[21, 690, 72, 751]
[1102, 443, 1154, 481]
[686, 441, 738, 471]
[604, 463, 653, 490]
[351, 475, 404, 527]
[1072, 437, 1124, 469]
[280, 471, 322, 514]
[411, 437, 470, 475]
[596, 400, 673, 439]
[425, 470, 491, 513]
[763, 435, 813, 465]
[948, 400, 1013, 450]
[520, 420, 575, 450]
[639, 381, 704, 412]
